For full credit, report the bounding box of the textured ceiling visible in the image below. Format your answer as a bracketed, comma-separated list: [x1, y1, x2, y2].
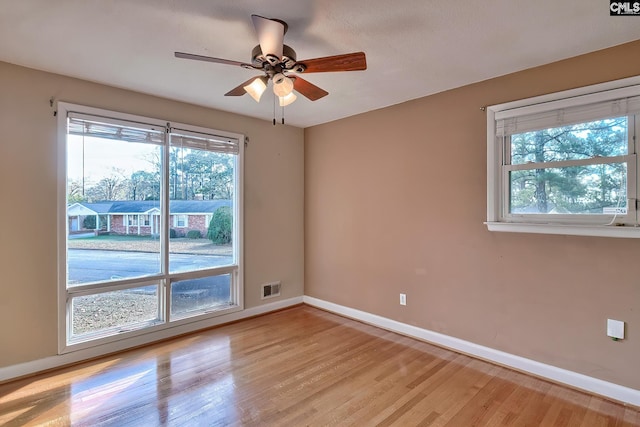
[1, 1, 640, 128]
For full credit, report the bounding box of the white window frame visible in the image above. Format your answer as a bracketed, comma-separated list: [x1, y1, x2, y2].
[57, 102, 244, 354]
[127, 214, 139, 226]
[173, 214, 188, 228]
[486, 75, 640, 238]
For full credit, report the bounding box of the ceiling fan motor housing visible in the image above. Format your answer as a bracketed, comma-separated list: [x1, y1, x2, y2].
[251, 44, 304, 72]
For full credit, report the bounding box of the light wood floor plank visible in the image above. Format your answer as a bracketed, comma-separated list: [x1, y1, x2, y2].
[0, 305, 638, 426]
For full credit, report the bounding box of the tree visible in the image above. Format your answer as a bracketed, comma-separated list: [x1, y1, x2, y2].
[509, 118, 627, 214]
[86, 148, 233, 203]
[128, 170, 159, 200]
[207, 206, 232, 244]
[85, 171, 127, 202]
[67, 180, 85, 203]
[169, 147, 234, 201]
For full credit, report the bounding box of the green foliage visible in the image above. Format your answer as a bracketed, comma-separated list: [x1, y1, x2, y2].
[170, 228, 177, 239]
[509, 118, 628, 214]
[168, 147, 234, 200]
[207, 206, 232, 244]
[67, 193, 85, 203]
[83, 216, 97, 230]
[186, 230, 202, 239]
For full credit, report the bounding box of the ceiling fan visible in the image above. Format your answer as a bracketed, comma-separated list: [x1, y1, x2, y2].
[175, 15, 367, 108]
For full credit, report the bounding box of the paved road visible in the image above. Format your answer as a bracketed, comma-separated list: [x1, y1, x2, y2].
[68, 249, 233, 284]
[68, 249, 233, 314]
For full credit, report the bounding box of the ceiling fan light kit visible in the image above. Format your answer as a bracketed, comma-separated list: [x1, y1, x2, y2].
[243, 75, 268, 102]
[175, 14, 367, 123]
[272, 73, 294, 97]
[279, 92, 297, 107]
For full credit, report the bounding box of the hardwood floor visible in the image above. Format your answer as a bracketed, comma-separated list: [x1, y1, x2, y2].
[0, 305, 638, 426]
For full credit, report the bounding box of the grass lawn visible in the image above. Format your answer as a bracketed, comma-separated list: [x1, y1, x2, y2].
[74, 234, 158, 241]
[68, 234, 232, 256]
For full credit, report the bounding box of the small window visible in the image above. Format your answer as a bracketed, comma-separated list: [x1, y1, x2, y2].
[127, 215, 139, 226]
[486, 76, 640, 238]
[174, 215, 188, 228]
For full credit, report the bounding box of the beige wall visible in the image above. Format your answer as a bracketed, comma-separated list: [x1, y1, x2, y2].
[0, 61, 304, 367]
[305, 40, 640, 390]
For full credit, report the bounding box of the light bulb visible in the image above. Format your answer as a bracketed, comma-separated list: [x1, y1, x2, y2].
[272, 73, 294, 97]
[279, 92, 297, 106]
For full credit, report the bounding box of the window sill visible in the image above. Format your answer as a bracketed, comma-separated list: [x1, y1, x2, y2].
[485, 221, 640, 238]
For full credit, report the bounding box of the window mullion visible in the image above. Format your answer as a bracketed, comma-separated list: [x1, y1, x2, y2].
[67, 277, 163, 297]
[162, 129, 171, 322]
[501, 135, 510, 219]
[505, 155, 632, 172]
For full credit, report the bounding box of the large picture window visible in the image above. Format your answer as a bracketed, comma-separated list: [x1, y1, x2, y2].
[59, 103, 243, 351]
[486, 77, 640, 238]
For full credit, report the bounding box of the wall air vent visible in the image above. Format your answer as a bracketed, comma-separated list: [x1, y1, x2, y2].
[261, 281, 281, 299]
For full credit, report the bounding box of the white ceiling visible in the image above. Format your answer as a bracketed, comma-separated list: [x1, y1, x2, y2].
[1, 1, 639, 128]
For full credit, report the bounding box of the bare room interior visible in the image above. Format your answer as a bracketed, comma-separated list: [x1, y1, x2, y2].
[1, 1, 640, 425]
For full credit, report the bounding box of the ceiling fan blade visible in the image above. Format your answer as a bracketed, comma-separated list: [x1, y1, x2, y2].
[298, 52, 367, 73]
[291, 76, 328, 101]
[251, 14, 285, 59]
[175, 51, 252, 68]
[225, 77, 260, 96]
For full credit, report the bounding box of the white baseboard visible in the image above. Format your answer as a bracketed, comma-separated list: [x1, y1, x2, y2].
[303, 296, 640, 407]
[0, 296, 303, 384]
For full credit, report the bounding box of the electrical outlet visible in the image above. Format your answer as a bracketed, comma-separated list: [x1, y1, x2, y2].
[400, 293, 406, 306]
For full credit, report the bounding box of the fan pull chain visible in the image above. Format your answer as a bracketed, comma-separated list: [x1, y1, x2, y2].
[271, 93, 287, 125]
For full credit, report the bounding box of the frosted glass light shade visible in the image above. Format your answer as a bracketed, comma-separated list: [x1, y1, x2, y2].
[279, 92, 297, 106]
[244, 77, 268, 102]
[272, 73, 294, 97]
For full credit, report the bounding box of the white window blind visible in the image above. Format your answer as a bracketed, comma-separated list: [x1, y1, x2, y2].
[496, 95, 640, 137]
[170, 128, 239, 154]
[67, 112, 165, 144]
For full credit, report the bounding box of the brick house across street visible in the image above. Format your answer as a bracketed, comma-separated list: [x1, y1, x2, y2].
[67, 200, 231, 237]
